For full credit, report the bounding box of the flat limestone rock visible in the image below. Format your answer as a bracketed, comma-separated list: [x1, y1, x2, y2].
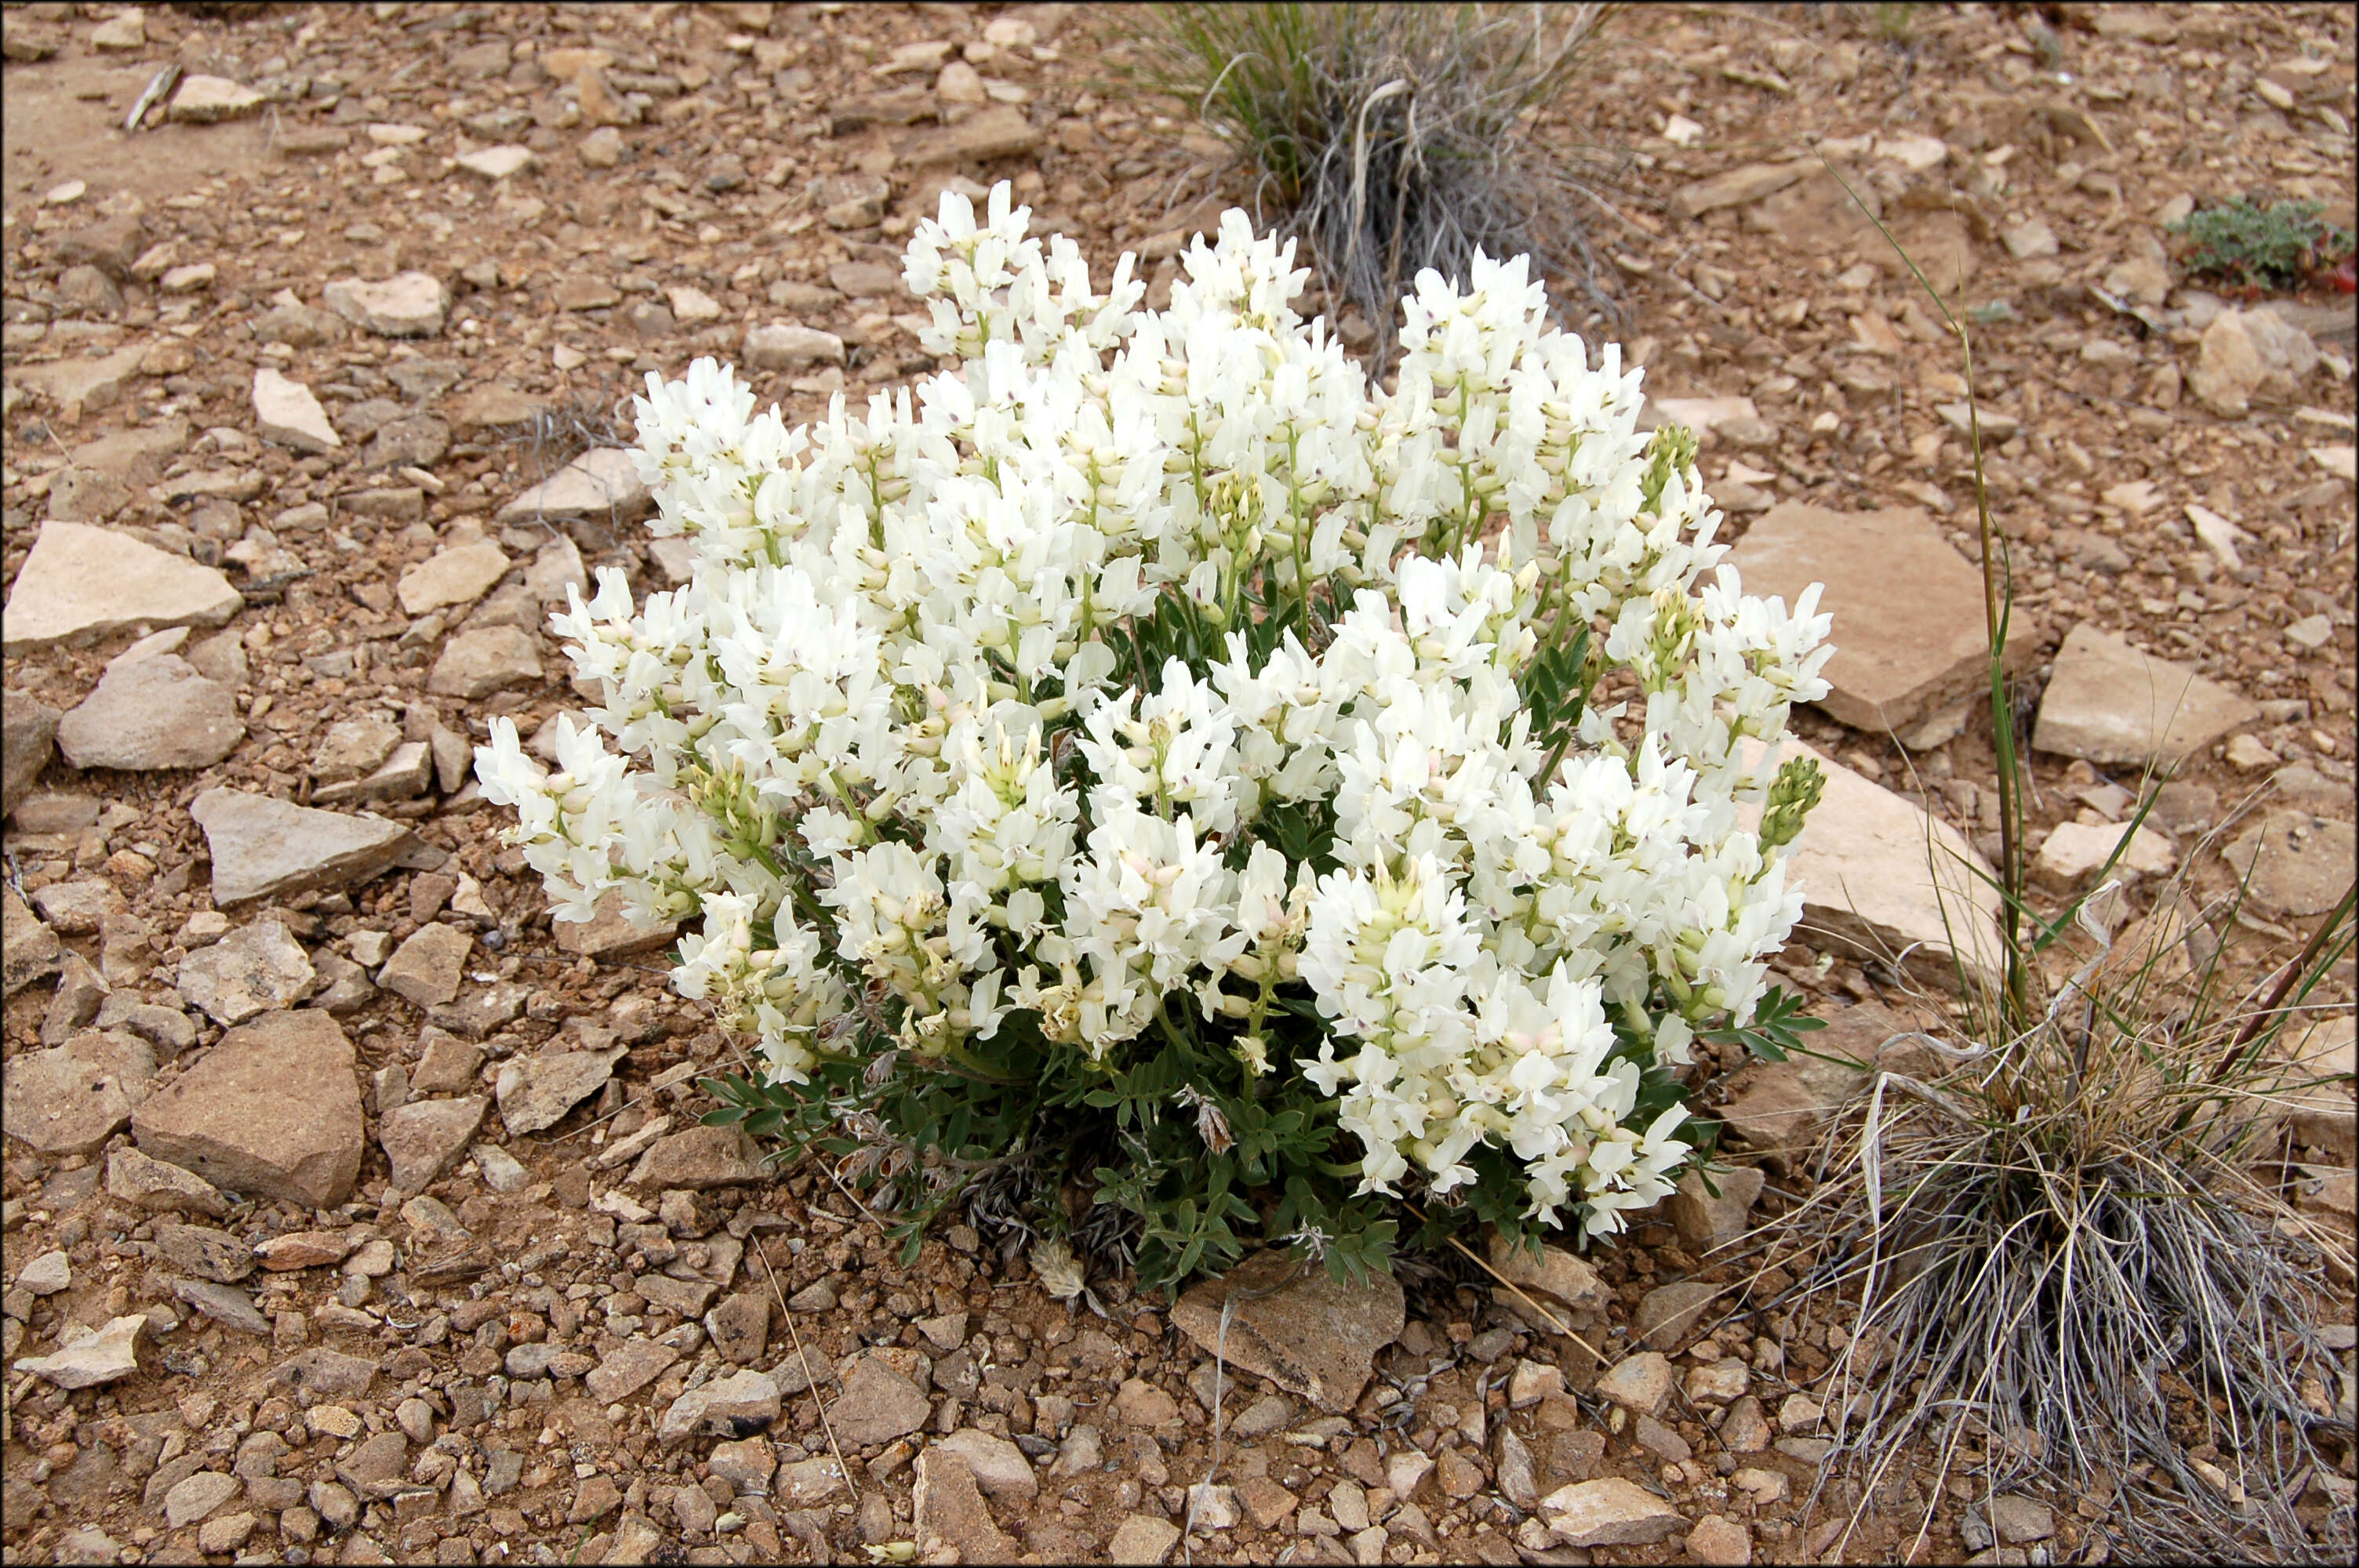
[623, 1125, 766, 1189]
[2224, 812, 2357, 919]
[552, 890, 680, 958]
[426, 626, 542, 699]
[2032, 623, 2259, 766]
[742, 323, 846, 369]
[3, 891, 62, 996]
[397, 542, 511, 617]
[2, 522, 242, 653]
[169, 74, 264, 122]
[1669, 161, 1810, 220]
[1741, 739, 2004, 985]
[56, 654, 245, 771]
[378, 923, 472, 1007]
[1172, 1247, 1405, 1413]
[494, 1046, 625, 1135]
[323, 273, 449, 338]
[378, 1094, 489, 1191]
[132, 1010, 365, 1208]
[253, 368, 341, 454]
[2, 1030, 156, 1155]
[177, 920, 316, 1025]
[1728, 502, 2012, 737]
[189, 788, 414, 906]
[14, 1314, 148, 1388]
[1539, 1478, 1686, 1547]
[496, 446, 650, 524]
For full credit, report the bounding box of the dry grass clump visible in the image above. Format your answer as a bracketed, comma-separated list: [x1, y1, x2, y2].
[1773, 843, 2356, 1563]
[1130, 2, 1624, 351]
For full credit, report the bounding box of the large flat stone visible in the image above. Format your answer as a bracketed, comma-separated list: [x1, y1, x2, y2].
[10, 345, 148, 416]
[1171, 1248, 1405, 1413]
[1742, 739, 2004, 985]
[189, 788, 414, 906]
[56, 654, 245, 771]
[132, 1010, 365, 1207]
[494, 1046, 625, 1136]
[496, 447, 650, 524]
[1728, 502, 2012, 738]
[1669, 161, 1810, 220]
[2, 522, 242, 652]
[2032, 623, 2259, 766]
[2, 1030, 155, 1154]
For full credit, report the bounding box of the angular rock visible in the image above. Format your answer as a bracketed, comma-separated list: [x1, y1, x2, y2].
[1990, 1495, 2055, 1545]
[553, 889, 681, 958]
[2, 522, 241, 653]
[312, 716, 401, 784]
[496, 446, 650, 523]
[14, 344, 149, 418]
[901, 103, 1040, 165]
[1539, 1477, 1685, 1547]
[831, 1355, 932, 1446]
[253, 368, 341, 454]
[708, 1438, 776, 1492]
[494, 1046, 624, 1135]
[2, 1030, 154, 1154]
[2034, 819, 2178, 887]
[15, 1250, 69, 1296]
[14, 1315, 147, 1388]
[170, 75, 264, 122]
[1667, 1165, 1765, 1253]
[935, 1428, 1038, 1501]
[626, 1125, 767, 1189]
[378, 923, 471, 1007]
[1687, 1515, 1753, 1565]
[2032, 623, 2259, 767]
[1711, 1002, 1928, 1170]
[742, 323, 846, 369]
[133, 1010, 365, 1208]
[108, 1145, 231, 1216]
[427, 626, 542, 699]
[177, 920, 315, 1025]
[397, 542, 511, 617]
[705, 1291, 769, 1364]
[4, 891, 63, 996]
[1594, 1352, 1674, 1417]
[456, 145, 535, 180]
[1172, 1247, 1404, 1413]
[1743, 739, 2004, 984]
[2, 690, 60, 813]
[176, 1279, 271, 1337]
[1669, 161, 1809, 220]
[2225, 813, 2356, 919]
[156, 1221, 257, 1283]
[32, 878, 123, 935]
[914, 1449, 1017, 1563]
[378, 1095, 489, 1192]
[585, 1338, 680, 1404]
[255, 1230, 358, 1271]
[776, 1456, 849, 1508]
[323, 274, 449, 338]
[657, 1369, 780, 1443]
[2189, 307, 2318, 417]
[445, 384, 549, 433]
[1634, 1280, 1722, 1351]
[1728, 503, 2012, 739]
[189, 788, 415, 905]
[1107, 1515, 1181, 1566]
[56, 654, 243, 771]
[1485, 1233, 1608, 1316]
[365, 414, 450, 470]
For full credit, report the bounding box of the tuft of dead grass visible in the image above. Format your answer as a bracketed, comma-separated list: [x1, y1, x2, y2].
[1128, 2, 1627, 353]
[1767, 815, 2357, 1563]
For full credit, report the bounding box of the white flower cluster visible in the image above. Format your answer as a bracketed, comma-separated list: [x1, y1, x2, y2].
[479, 183, 1832, 1238]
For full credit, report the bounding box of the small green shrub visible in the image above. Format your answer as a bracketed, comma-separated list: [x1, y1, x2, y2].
[2171, 197, 2355, 291]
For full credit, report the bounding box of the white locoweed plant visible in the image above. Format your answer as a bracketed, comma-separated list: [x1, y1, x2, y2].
[478, 182, 1834, 1290]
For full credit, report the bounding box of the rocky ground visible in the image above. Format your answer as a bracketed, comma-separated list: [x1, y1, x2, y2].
[2, 2, 2354, 1566]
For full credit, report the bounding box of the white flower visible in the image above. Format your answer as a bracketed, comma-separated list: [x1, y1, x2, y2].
[485, 178, 1831, 1240]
